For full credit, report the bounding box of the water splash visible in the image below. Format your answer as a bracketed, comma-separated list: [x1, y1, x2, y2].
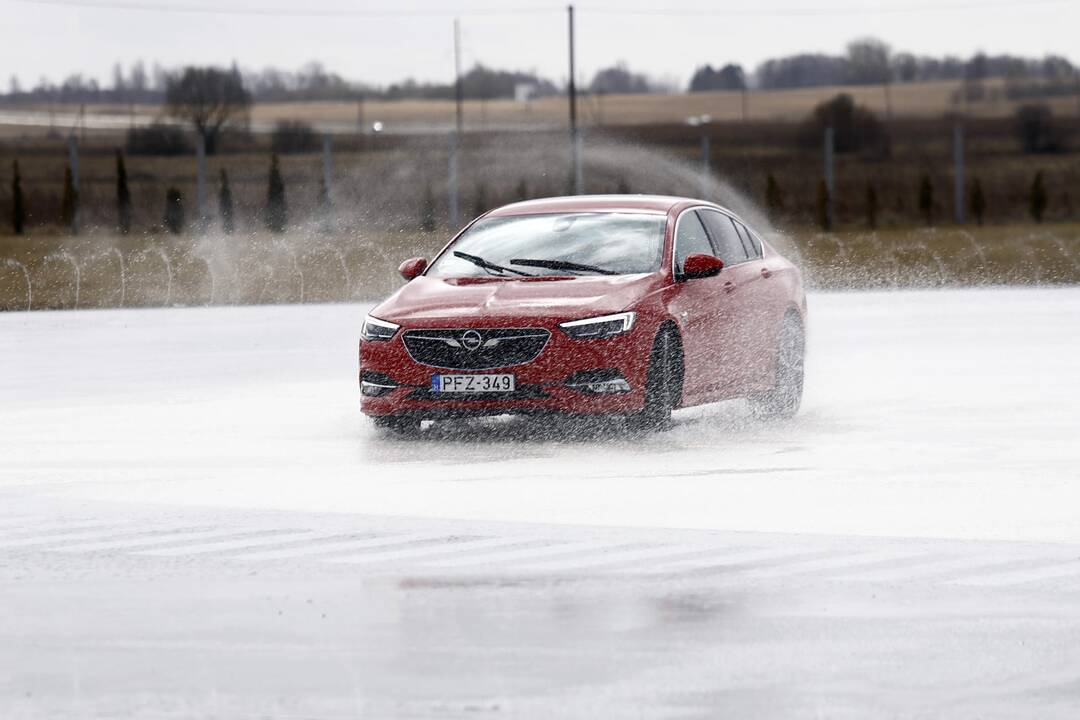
[912, 240, 949, 284]
[42, 252, 81, 309]
[325, 245, 352, 300]
[275, 241, 305, 303]
[256, 263, 275, 304]
[133, 246, 173, 306]
[190, 255, 216, 305]
[958, 230, 989, 269]
[1048, 236, 1080, 274]
[94, 247, 126, 307]
[3, 258, 32, 310]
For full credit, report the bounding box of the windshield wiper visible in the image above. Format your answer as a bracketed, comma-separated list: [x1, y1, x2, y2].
[453, 251, 532, 277]
[509, 258, 618, 275]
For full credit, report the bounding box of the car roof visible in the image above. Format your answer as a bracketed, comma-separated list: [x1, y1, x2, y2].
[484, 194, 721, 217]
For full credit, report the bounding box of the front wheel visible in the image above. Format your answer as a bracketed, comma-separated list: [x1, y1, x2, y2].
[749, 316, 805, 420]
[626, 329, 681, 433]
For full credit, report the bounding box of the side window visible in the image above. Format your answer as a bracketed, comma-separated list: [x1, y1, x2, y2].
[674, 211, 715, 274]
[733, 220, 763, 260]
[700, 210, 748, 266]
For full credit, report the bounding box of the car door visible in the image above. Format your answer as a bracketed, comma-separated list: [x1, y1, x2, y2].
[698, 209, 757, 392]
[729, 218, 782, 390]
[666, 209, 741, 401]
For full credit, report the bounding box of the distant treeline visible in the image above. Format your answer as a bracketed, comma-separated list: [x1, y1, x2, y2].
[2, 39, 1078, 105]
[748, 41, 1078, 91]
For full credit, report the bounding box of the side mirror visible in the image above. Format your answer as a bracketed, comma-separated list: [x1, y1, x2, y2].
[680, 253, 724, 281]
[398, 257, 428, 281]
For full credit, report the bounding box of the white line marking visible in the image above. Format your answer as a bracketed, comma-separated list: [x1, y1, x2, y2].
[136, 530, 342, 557]
[951, 559, 1080, 587]
[623, 546, 824, 575]
[830, 554, 1030, 583]
[0, 522, 116, 538]
[56, 528, 280, 553]
[715, 550, 920, 582]
[516, 543, 731, 573]
[421, 540, 603, 569]
[229, 533, 446, 561]
[324, 537, 539, 566]
[0, 525, 168, 549]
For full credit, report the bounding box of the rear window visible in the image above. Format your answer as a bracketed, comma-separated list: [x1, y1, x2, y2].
[733, 220, 763, 260]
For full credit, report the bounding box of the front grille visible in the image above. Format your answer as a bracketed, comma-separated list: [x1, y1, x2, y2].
[402, 328, 550, 370]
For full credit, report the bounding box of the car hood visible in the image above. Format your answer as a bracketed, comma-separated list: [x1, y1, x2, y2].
[371, 273, 662, 325]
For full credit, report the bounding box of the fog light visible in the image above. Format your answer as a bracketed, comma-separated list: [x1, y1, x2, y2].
[361, 371, 398, 397]
[583, 378, 631, 394]
[565, 370, 631, 395]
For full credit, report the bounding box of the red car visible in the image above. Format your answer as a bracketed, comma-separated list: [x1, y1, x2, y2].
[359, 195, 806, 433]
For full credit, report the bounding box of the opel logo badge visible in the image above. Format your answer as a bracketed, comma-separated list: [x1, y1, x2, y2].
[461, 330, 483, 351]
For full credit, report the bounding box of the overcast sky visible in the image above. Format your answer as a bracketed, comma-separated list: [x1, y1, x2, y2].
[4, 0, 1079, 88]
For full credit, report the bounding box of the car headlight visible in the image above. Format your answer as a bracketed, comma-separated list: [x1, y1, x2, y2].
[559, 312, 636, 339]
[361, 314, 400, 342]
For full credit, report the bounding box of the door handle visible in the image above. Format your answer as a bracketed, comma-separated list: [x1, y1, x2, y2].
[723, 281, 736, 293]
[760, 267, 772, 279]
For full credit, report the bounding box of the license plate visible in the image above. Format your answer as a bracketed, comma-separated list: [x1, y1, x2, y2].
[432, 374, 515, 393]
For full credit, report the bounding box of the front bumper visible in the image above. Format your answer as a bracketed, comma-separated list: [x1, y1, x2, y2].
[359, 322, 652, 419]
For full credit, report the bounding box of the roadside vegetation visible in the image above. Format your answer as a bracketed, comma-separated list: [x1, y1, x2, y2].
[2, 222, 1078, 311]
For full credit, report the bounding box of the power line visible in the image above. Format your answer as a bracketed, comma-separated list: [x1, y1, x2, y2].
[11, 0, 1070, 17]
[6, 0, 557, 18]
[581, 0, 1070, 17]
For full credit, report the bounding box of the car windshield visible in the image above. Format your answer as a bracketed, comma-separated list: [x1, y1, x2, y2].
[427, 212, 667, 278]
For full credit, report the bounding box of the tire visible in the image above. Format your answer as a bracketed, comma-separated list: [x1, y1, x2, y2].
[750, 316, 805, 420]
[626, 328, 681, 433]
[372, 415, 421, 434]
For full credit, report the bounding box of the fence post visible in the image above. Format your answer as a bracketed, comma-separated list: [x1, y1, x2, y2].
[68, 135, 80, 235]
[448, 131, 460, 229]
[953, 123, 965, 224]
[824, 126, 835, 230]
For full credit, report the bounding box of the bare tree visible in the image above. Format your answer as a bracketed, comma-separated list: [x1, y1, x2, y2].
[846, 38, 892, 85]
[112, 63, 126, 100]
[165, 66, 251, 154]
[589, 62, 655, 94]
[130, 61, 148, 95]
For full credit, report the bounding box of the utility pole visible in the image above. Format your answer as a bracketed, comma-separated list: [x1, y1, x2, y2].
[448, 132, 460, 228]
[568, 4, 583, 195]
[449, 17, 463, 229]
[454, 17, 463, 136]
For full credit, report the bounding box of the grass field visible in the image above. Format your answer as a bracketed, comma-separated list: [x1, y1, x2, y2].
[6, 78, 1080, 134]
[2, 222, 1078, 312]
